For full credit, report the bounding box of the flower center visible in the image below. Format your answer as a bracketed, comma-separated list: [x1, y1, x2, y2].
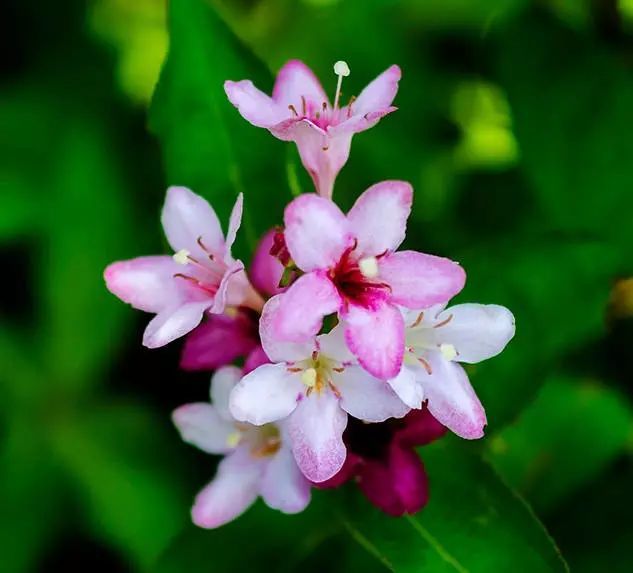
[172, 237, 227, 296]
[240, 423, 281, 458]
[404, 312, 457, 374]
[291, 351, 345, 398]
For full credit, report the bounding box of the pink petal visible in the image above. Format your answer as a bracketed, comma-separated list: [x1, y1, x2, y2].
[268, 273, 341, 343]
[104, 256, 182, 313]
[351, 65, 401, 117]
[142, 301, 211, 348]
[288, 391, 347, 483]
[336, 366, 410, 422]
[379, 250, 466, 309]
[191, 447, 264, 529]
[260, 444, 311, 514]
[327, 107, 397, 138]
[347, 181, 413, 256]
[161, 186, 225, 258]
[180, 312, 258, 372]
[284, 194, 352, 271]
[249, 229, 284, 297]
[210, 365, 242, 422]
[313, 451, 363, 489]
[260, 294, 317, 362]
[396, 409, 447, 447]
[229, 363, 300, 426]
[210, 260, 247, 314]
[223, 193, 243, 262]
[244, 345, 270, 374]
[343, 302, 404, 380]
[272, 60, 328, 108]
[359, 441, 428, 517]
[420, 353, 486, 440]
[224, 80, 286, 128]
[436, 304, 516, 364]
[172, 403, 235, 455]
[388, 364, 425, 409]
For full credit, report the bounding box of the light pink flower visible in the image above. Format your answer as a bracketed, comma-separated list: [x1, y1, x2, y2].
[229, 296, 410, 483]
[388, 303, 516, 439]
[172, 366, 311, 529]
[265, 181, 466, 380]
[225, 60, 401, 198]
[104, 187, 263, 348]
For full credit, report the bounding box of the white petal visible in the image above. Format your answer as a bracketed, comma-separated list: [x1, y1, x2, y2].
[388, 364, 425, 409]
[317, 323, 355, 364]
[210, 366, 242, 422]
[172, 403, 235, 454]
[260, 444, 311, 514]
[337, 366, 410, 422]
[229, 363, 300, 426]
[142, 301, 210, 348]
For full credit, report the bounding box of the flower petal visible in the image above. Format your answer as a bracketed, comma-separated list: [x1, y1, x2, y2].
[388, 364, 425, 409]
[314, 451, 363, 489]
[249, 229, 284, 297]
[327, 107, 397, 138]
[272, 60, 328, 108]
[288, 391, 347, 483]
[351, 65, 401, 117]
[284, 194, 352, 271]
[104, 256, 182, 313]
[420, 353, 486, 439]
[180, 312, 258, 372]
[191, 446, 264, 529]
[210, 260, 247, 314]
[260, 444, 311, 514]
[229, 363, 300, 426]
[379, 250, 466, 309]
[172, 403, 235, 455]
[142, 301, 210, 348]
[211, 365, 242, 422]
[268, 273, 341, 343]
[343, 302, 404, 380]
[337, 366, 410, 422]
[260, 294, 316, 363]
[347, 180, 413, 256]
[223, 193, 243, 262]
[161, 186, 225, 258]
[224, 80, 286, 128]
[317, 323, 355, 364]
[436, 304, 516, 364]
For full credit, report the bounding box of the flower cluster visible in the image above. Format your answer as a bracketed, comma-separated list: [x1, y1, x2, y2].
[105, 60, 515, 528]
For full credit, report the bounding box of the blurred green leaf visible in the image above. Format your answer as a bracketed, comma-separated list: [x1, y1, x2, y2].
[488, 376, 633, 512]
[150, 0, 289, 253]
[338, 441, 568, 572]
[497, 8, 633, 246]
[52, 401, 188, 570]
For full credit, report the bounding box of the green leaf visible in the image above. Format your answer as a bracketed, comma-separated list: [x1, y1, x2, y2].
[149, 0, 289, 253]
[52, 401, 189, 570]
[339, 441, 568, 573]
[488, 376, 633, 512]
[496, 8, 633, 246]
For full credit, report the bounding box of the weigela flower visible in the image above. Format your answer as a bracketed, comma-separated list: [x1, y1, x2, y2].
[229, 295, 410, 483]
[104, 187, 263, 348]
[180, 230, 284, 372]
[172, 366, 311, 529]
[265, 181, 466, 380]
[225, 60, 401, 198]
[318, 409, 446, 516]
[389, 303, 516, 439]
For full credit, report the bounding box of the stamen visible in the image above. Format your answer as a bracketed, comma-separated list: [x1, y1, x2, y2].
[347, 95, 356, 118]
[440, 343, 457, 361]
[322, 101, 327, 113]
[287, 367, 303, 373]
[433, 314, 454, 329]
[358, 256, 379, 279]
[173, 249, 190, 265]
[288, 104, 298, 117]
[196, 236, 214, 260]
[226, 431, 241, 448]
[418, 356, 433, 375]
[332, 367, 345, 373]
[333, 60, 350, 111]
[328, 380, 342, 399]
[410, 311, 425, 329]
[301, 368, 317, 388]
[311, 350, 319, 361]
[301, 96, 306, 116]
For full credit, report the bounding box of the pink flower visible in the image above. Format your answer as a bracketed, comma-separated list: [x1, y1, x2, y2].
[225, 60, 401, 198]
[388, 303, 516, 439]
[172, 366, 311, 529]
[265, 181, 466, 380]
[180, 230, 284, 372]
[229, 296, 410, 483]
[104, 187, 264, 348]
[318, 409, 446, 516]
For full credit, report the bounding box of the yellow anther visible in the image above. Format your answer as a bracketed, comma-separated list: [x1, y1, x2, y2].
[301, 368, 318, 388]
[173, 249, 190, 265]
[440, 343, 457, 361]
[359, 256, 379, 279]
[226, 431, 241, 448]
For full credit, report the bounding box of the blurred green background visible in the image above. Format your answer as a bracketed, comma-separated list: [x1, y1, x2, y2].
[1, 0, 632, 571]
